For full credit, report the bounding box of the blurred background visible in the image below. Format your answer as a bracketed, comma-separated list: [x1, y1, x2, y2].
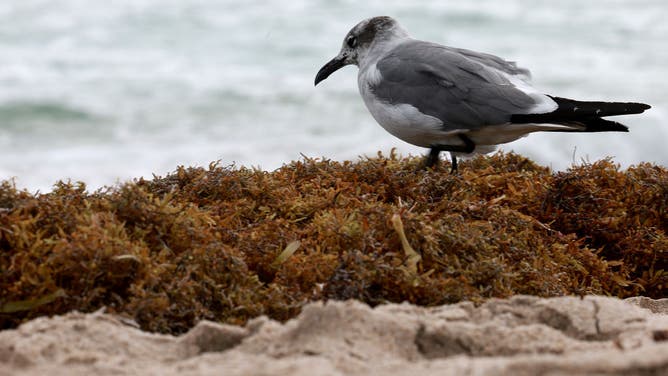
[0, 0, 666, 192]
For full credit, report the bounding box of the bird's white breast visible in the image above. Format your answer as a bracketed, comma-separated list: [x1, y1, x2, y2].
[357, 63, 459, 148]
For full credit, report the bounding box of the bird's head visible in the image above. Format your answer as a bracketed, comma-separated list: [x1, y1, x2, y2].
[314, 16, 408, 86]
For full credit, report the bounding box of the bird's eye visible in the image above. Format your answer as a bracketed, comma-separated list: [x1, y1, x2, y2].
[346, 36, 358, 48]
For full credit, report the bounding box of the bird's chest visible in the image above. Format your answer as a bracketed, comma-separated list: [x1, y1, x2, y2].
[357, 65, 444, 147]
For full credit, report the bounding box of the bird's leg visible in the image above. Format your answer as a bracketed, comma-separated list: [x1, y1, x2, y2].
[425, 134, 475, 173]
[424, 147, 441, 168]
[457, 134, 475, 153]
[450, 134, 475, 174]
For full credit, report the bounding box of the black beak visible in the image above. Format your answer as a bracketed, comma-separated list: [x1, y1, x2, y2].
[314, 56, 346, 86]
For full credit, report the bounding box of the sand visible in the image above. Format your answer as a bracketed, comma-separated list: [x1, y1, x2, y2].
[1, 295, 667, 375]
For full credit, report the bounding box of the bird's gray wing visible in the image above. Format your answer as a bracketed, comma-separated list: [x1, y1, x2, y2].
[452, 47, 532, 82]
[372, 41, 538, 130]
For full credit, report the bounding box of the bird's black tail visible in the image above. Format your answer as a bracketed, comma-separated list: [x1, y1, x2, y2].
[510, 96, 651, 133]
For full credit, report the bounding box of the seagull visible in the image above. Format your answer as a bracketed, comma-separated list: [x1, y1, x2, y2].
[314, 16, 651, 172]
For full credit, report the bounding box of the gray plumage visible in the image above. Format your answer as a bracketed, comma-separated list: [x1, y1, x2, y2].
[372, 41, 536, 130]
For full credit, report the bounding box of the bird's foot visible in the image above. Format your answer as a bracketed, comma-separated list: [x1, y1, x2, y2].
[449, 153, 459, 174]
[422, 147, 441, 170]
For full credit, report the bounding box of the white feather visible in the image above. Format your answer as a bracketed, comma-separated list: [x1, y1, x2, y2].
[503, 73, 558, 115]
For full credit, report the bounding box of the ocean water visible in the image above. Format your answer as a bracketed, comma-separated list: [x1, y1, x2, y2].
[0, 0, 666, 192]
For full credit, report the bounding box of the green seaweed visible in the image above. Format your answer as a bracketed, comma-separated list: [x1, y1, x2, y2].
[0, 289, 66, 313]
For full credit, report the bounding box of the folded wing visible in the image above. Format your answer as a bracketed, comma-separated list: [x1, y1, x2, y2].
[372, 41, 551, 131]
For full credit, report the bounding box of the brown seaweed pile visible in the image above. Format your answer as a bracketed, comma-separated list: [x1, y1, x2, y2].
[1, 152, 666, 334]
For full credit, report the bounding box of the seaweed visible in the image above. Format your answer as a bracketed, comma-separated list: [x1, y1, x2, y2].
[0, 152, 665, 334]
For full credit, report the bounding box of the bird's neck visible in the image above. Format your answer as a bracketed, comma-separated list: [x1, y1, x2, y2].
[358, 35, 411, 68]
[356, 23, 411, 67]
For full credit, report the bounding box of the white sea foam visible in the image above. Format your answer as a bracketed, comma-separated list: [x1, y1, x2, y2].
[0, 0, 666, 192]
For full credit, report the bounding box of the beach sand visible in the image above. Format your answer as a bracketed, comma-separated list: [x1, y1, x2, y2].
[1, 295, 667, 375]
